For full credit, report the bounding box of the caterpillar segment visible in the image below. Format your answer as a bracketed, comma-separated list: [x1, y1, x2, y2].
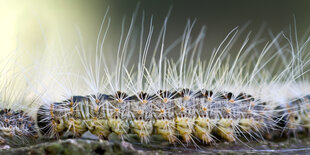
[0, 109, 38, 146]
[107, 91, 131, 138]
[230, 93, 251, 133]
[234, 94, 269, 141]
[299, 95, 310, 132]
[206, 92, 236, 142]
[204, 92, 261, 142]
[291, 95, 310, 133]
[152, 90, 177, 144]
[129, 92, 154, 143]
[62, 96, 88, 137]
[274, 95, 310, 136]
[174, 89, 196, 144]
[194, 90, 217, 144]
[216, 118, 236, 142]
[37, 102, 67, 138]
[85, 94, 111, 140]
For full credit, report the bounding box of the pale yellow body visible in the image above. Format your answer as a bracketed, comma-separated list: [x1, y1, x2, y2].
[239, 118, 263, 133]
[175, 116, 195, 143]
[239, 118, 253, 132]
[216, 118, 235, 142]
[154, 119, 176, 143]
[108, 118, 129, 136]
[53, 119, 66, 133]
[194, 116, 216, 143]
[131, 120, 153, 142]
[0, 128, 13, 137]
[86, 119, 110, 139]
[65, 118, 87, 136]
[301, 114, 310, 128]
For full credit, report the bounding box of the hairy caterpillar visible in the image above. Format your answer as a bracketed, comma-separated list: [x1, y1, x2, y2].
[0, 55, 40, 147]
[0, 7, 310, 151]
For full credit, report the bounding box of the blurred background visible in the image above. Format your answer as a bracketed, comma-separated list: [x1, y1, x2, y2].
[0, 0, 309, 60]
[0, 0, 309, 89]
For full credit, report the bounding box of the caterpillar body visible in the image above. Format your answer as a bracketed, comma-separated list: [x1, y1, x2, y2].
[274, 95, 310, 136]
[35, 89, 282, 145]
[0, 109, 37, 147]
[0, 7, 310, 151]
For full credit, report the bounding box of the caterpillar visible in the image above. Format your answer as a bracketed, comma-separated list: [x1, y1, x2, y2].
[0, 55, 40, 148]
[0, 6, 310, 152]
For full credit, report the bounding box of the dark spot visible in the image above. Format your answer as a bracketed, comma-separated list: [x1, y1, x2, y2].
[94, 146, 106, 154]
